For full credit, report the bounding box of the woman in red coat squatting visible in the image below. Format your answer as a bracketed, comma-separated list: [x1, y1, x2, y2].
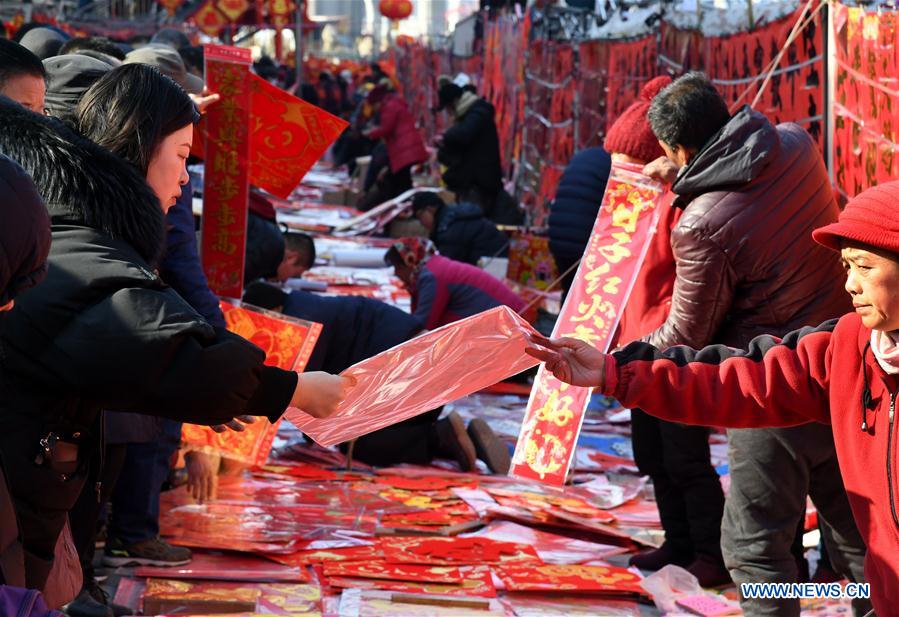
[527, 182, 899, 613]
[364, 85, 428, 200]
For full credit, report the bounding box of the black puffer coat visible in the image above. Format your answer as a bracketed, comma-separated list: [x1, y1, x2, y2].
[437, 99, 503, 199]
[0, 98, 299, 590]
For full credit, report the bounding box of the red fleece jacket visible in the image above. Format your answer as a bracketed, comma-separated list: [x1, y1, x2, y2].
[605, 312, 898, 613]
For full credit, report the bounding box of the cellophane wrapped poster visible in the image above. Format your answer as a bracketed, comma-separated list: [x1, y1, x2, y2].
[287, 306, 539, 447]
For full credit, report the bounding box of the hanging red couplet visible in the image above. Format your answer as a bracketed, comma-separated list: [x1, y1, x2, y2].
[510, 162, 665, 486]
[201, 44, 252, 299]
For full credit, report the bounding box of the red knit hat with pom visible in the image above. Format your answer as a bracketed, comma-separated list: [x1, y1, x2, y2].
[603, 76, 672, 163]
[813, 180, 899, 254]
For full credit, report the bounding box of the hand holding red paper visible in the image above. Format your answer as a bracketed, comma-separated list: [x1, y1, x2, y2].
[642, 156, 679, 185]
[525, 335, 607, 389]
[291, 372, 356, 419]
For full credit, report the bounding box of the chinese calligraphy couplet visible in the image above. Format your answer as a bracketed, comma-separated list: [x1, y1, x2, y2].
[201, 44, 252, 299]
[510, 162, 665, 486]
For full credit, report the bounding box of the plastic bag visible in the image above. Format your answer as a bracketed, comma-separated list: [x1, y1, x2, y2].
[641, 565, 740, 614]
[287, 306, 540, 447]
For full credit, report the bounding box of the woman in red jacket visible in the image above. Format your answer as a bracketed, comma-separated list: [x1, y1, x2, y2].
[527, 182, 899, 614]
[364, 85, 427, 200]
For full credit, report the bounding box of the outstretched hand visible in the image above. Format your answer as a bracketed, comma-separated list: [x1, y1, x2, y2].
[189, 88, 221, 114]
[525, 334, 607, 388]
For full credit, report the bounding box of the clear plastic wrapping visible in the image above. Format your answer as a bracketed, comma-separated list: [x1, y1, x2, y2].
[287, 306, 540, 447]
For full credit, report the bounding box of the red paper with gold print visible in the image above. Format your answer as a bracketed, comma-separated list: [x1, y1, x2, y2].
[269, 544, 383, 566]
[379, 536, 541, 566]
[142, 578, 261, 614]
[495, 563, 644, 595]
[325, 566, 496, 598]
[181, 301, 321, 466]
[511, 162, 664, 486]
[248, 74, 348, 199]
[201, 45, 252, 299]
[323, 562, 464, 584]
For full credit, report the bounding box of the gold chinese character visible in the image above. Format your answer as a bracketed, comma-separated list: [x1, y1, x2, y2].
[535, 390, 575, 428]
[598, 231, 632, 264]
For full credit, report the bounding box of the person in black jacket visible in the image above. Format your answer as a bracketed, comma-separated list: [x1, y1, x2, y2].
[435, 79, 521, 224]
[0, 70, 348, 592]
[547, 147, 612, 297]
[411, 192, 508, 265]
[0, 155, 51, 590]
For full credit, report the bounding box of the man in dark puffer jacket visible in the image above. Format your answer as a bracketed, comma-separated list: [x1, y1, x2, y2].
[641, 73, 868, 612]
[547, 147, 612, 297]
[0, 97, 345, 592]
[411, 192, 508, 265]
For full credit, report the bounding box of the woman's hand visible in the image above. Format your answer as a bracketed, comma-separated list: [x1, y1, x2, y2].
[525, 335, 607, 388]
[185, 450, 220, 504]
[291, 372, 355, 419]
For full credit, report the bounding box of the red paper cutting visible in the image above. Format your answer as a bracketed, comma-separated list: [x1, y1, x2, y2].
[495, 563, 645, 595]
[286, 306, 540, 447]
[322, 562, 464, 584]
[379, 536, 541, 566]
[325, 565, 496, 598]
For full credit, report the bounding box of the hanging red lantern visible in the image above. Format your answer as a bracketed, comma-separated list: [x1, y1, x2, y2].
[379, 0, 412, 21]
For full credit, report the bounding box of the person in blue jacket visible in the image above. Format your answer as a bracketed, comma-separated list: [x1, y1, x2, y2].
[547, 147, 612, 297]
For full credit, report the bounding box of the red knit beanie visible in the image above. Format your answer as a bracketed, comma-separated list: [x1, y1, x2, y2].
[603, 76, 672, 163]
[813, 180, 899, 255]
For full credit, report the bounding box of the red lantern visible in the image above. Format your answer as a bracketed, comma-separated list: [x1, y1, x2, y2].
[379, 0, 412, 21]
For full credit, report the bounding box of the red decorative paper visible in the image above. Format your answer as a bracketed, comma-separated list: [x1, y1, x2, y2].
[216, 0, 248, 21]
[201, 45, 252, 299]
[486, 487, 616, 524]
[372, 476, 479, 492]
[379, 536, 541, 566]
[258, 463, 338, 481]
[256, 583, 321, 615]
[495, 564, 645, 595]
[193, 0, 227, 37]
[249, 74, 349, 199]
[660, 6, 824, 150]
[832, 4, 899, 201]
[142, 578, 261, 613]
[182, 302, 321, 467]
[270, 544, 383, 566]
[326, 565, 496, 598]
[135, 550, 309, 582]
[323, 562, 464, 584]
[511, 163, 664, 485]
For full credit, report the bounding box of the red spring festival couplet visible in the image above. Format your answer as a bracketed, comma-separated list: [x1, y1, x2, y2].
[510, 162, 665, 485]
[202, 44, 252, 299]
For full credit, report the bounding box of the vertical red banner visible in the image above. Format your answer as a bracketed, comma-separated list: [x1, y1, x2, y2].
[202, 44, 253, 299]
[510, 163, 665, 486]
